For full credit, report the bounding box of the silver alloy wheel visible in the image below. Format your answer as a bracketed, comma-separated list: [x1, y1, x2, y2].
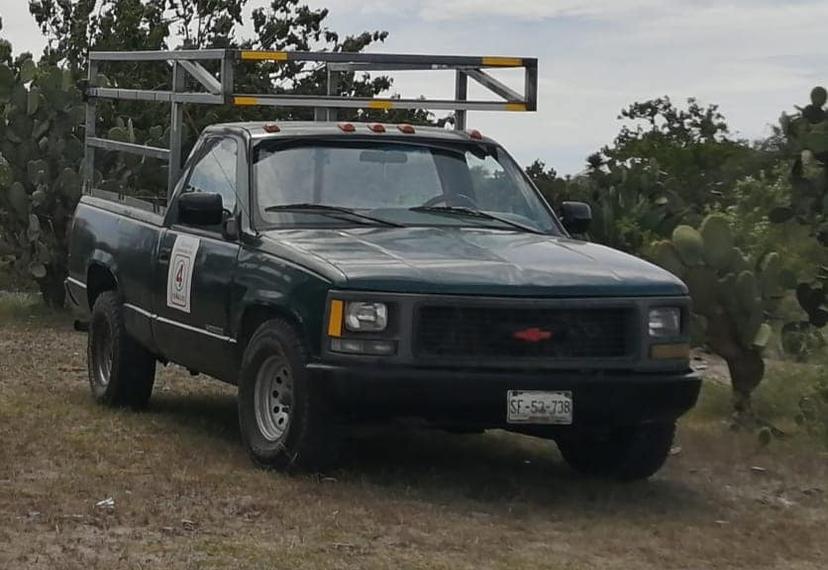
[93, 318, 114, 387]
[254, 355, 294, 442]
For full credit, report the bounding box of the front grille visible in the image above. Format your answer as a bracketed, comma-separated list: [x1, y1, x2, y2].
[414, 304, 634, 360]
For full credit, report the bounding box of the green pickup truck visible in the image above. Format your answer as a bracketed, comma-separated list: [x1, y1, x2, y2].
[66, 50, 699, 480]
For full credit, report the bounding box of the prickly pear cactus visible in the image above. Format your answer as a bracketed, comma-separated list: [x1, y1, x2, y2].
[769, 86, 828, 354]
[0, 52, 84, 306]
[773, 86, 828, 231]
[649, 214, 781, 414]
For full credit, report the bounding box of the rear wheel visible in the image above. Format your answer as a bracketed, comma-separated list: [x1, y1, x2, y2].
[556, 423, 676, 481]
[238, 318, 337, 471]
[88, 291, 156, 408]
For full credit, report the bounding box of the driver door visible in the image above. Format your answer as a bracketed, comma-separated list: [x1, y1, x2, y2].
[152, 136, 242, 381]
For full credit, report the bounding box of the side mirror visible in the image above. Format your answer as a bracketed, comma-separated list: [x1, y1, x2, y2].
[560, 201, 592, 235]
[178, 192, 224, 226]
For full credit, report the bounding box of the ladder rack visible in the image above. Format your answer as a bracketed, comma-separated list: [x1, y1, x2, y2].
[83, 49, 539, 198]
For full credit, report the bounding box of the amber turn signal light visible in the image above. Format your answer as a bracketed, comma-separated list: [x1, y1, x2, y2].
[327, 300, 344, 337]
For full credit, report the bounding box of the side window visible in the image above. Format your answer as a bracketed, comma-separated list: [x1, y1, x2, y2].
[185, 137, 238, 214]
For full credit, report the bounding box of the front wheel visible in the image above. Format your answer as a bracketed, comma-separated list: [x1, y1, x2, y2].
[556, 423, 676, 481]
[237, 319, 338, 472]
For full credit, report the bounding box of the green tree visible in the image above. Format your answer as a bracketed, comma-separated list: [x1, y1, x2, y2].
[606, 97, 778, 209]
[539, 97, 778, 253]
[526, 159, 569, 205]
[28, 0, 100, 75]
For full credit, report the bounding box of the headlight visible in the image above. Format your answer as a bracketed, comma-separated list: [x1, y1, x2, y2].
[649, 307, 681, 337]
[345, 301, 388, 332]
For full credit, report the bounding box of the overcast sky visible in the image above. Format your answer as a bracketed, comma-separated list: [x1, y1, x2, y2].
[2, 0, 826, 174]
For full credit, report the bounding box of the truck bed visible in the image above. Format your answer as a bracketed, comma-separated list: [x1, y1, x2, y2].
[66, 193, 166, 354]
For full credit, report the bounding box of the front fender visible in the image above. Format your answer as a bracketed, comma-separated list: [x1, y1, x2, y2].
[231, 249, 333, 356]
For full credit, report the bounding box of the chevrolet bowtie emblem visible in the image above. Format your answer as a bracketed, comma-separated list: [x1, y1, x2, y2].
[513, 327, 553, 342]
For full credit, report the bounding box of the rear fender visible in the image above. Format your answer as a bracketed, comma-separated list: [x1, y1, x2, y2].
[85, 251, 119, 308]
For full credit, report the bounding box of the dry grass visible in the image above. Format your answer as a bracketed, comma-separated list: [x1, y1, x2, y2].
[1, 306, 827, 569]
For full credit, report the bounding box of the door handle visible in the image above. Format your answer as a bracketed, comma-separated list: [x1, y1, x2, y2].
[159, 249, 171, 262]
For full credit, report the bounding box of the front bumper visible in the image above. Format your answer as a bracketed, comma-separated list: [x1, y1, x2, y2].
[309, 362, 701, 431]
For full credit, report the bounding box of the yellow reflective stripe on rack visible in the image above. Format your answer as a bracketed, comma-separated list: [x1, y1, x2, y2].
[505, 103, 528, 111]
[367, 100, 395, 110]
[482, 56, 523, 67]
[240, 50, 288, 61]
[233, 96, 258, 106]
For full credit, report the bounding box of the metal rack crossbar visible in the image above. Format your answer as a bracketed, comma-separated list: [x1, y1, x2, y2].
[83, 49, 539, 198]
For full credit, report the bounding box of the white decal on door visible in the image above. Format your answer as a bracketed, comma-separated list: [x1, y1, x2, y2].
[166, 235, 200, 313]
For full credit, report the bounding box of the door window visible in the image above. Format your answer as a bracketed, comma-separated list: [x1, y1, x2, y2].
[184, 137, 238, 214]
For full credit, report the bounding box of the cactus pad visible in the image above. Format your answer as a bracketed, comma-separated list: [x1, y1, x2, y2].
[735, 270, 761, 313]
[672, 225, 704, 266]
[684, 266, 718, 316]
[758, 252, 783, 300]
[700, 214, 735, 272]
[650, 240, 686, 278]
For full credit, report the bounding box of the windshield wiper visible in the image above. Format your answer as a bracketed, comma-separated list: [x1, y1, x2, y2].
[409, 205, 545, 235]
[264, 203, 403, 227]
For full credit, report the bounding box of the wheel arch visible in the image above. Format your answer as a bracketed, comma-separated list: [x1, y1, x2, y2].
[236, 302, 307, 356]
[86, 262, 119, 311]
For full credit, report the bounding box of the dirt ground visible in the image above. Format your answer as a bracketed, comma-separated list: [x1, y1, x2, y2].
[1, 313, 827, 569]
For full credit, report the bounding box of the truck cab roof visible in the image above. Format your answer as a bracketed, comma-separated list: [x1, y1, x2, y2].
[205, 121, 495, 144]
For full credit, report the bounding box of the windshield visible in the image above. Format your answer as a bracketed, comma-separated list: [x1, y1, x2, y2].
[253, 140, 560, 234]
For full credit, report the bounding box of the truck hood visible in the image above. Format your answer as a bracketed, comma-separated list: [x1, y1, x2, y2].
[259, 226, 687, 297]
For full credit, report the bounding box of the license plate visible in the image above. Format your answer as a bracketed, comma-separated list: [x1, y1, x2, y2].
[507, 390, 573, 424]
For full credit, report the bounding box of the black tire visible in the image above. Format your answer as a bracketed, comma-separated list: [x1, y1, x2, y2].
[88, 291, 156, 409]
[237, 318, 337, 472]
[556, 423, 676, 481]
